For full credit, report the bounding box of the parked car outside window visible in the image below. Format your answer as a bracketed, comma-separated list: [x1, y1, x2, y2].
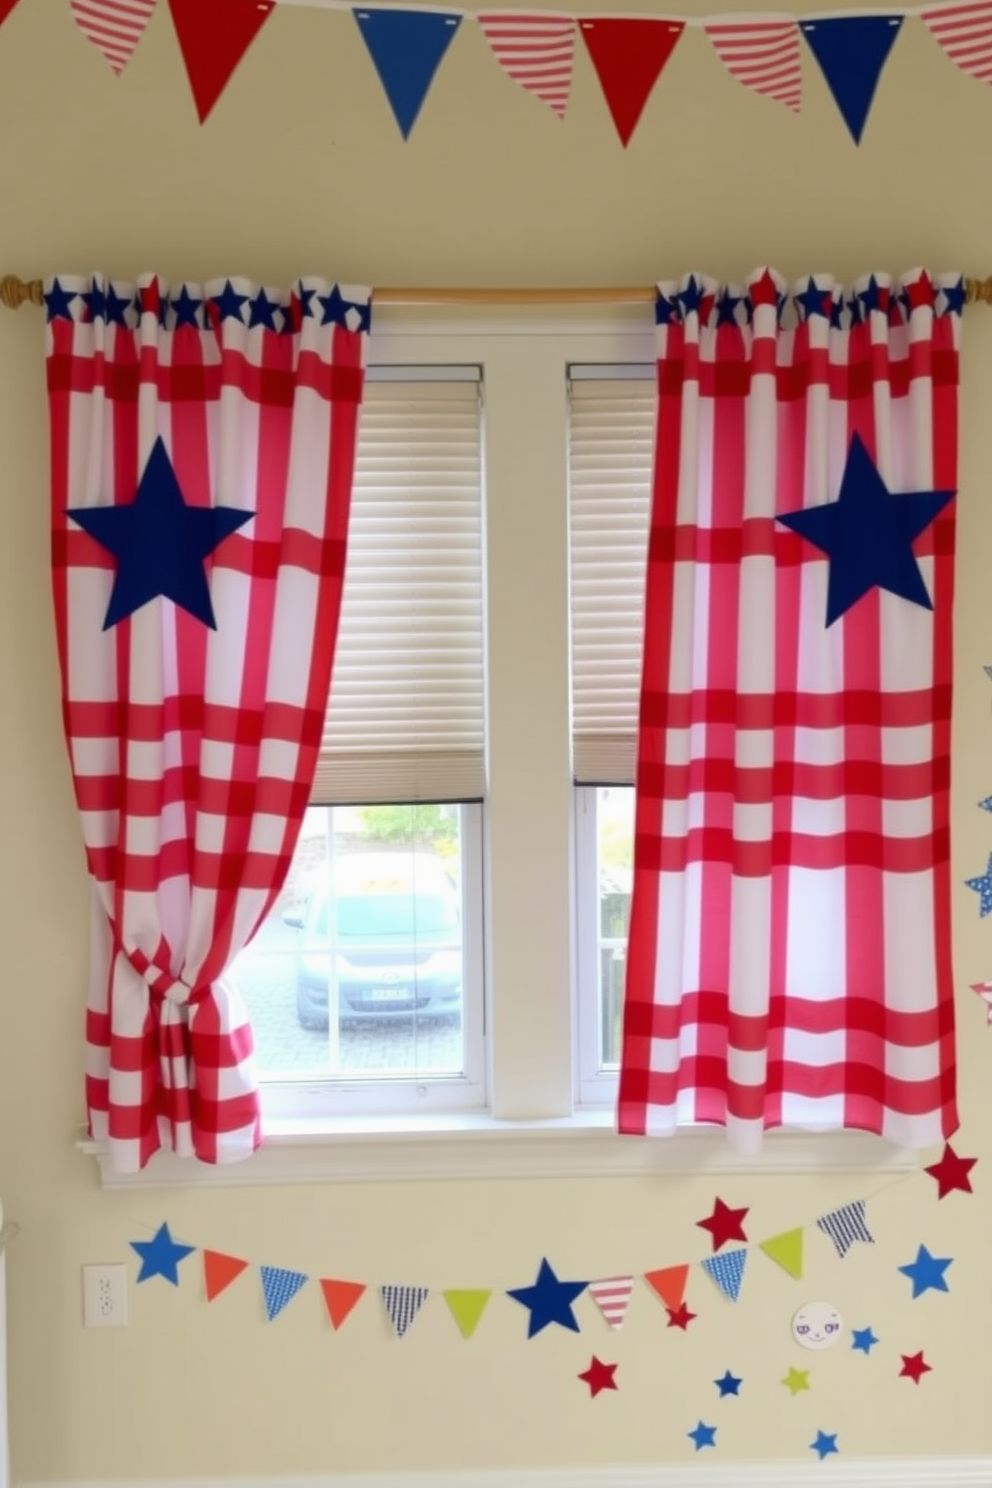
[285, 851, 463, 1031]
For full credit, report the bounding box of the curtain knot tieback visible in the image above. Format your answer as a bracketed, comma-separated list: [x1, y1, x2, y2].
[121, 943, 204, 1004]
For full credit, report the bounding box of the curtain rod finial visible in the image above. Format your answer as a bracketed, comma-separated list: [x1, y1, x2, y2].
[965, 275, 992, 307]
[0, 274, 43, 310]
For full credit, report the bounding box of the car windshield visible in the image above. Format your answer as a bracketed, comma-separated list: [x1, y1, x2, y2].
[316, 893, 459, 939]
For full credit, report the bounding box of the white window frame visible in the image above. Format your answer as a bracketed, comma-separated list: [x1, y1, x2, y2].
[82, 308, 914, 1186]
[573, 784, 627, 1110]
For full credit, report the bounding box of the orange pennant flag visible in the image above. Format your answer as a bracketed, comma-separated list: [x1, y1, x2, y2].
[643, 1263, 690, 1312]
[320, 1278, 367, 1331]
[203, 1249, 249, 1302]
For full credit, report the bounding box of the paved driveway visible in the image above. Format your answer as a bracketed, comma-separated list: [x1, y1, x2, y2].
[229, 916, 461, 1078]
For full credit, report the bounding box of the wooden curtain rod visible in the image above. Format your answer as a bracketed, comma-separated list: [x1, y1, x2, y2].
[3, 274, 992, 310]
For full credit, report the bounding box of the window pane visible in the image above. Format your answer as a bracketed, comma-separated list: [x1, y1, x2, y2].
[232, 804, 466, 1081]
[596, 786, 634, 1069]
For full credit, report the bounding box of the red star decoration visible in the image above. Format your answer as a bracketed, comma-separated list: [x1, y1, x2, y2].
[696, 1197, 749, 1251]
[750, 269, 780, 308]
[924, 1142, 977, 1199]
[904, 273, 935, 311]
[899, 1351, 932, 1384]
[578, 1356, 618, 1397]
[139, 280, 163, 319]
[665, 1302, 697, 1331]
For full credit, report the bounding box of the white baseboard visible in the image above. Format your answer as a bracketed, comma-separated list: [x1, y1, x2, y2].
[18, 1459, 992, 1488]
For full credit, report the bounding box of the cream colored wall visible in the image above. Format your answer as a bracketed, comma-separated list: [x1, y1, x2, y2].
[1, 2, 992, 1481]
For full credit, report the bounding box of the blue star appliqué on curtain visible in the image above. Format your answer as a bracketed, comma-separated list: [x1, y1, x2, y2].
[776, 433, 955, 626]
[67, 437, 253, 629]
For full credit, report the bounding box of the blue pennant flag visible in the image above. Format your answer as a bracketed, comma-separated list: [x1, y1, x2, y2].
[701, 1248, 747, 1302]
[801, 15, 903, 145]
[260, 1265, 308, 1321]
[816, 1200, 874, 1259]
[354, 8, 462, 139]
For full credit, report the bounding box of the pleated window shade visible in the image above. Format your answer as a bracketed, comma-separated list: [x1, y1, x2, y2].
[312, 370, 485, 805]
[568, 368, 655, 786]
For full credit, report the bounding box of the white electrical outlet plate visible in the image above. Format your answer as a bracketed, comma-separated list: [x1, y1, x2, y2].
[82, 1263, 129, 1328]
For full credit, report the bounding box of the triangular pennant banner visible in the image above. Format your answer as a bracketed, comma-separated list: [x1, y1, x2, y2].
[203, 1249, 249, 1302]
[477, 11, 575, 119]
[167, 0, 275, 124]
[381, 1285, 430, 1338]
[260, 1265, 308, 1321]
[0, 1, 23, 32]
[922, 2, 992, 85]
[443, 1289, 492, 1339]
[701, 1248, 748, 1301]
[705, 20, 802, 113]
[354, 8, 462, 139]
[643, 1263, 689, 1313]
[588, 1275, 634, 1329]
[815, 1200, 874, 1259]
[71, 0, 158, 76]
[800, 15, 903, 144]
[319, 1278, 367, 1331]
[758, 1228, 804, 1280]
[578, 16, 685, 146]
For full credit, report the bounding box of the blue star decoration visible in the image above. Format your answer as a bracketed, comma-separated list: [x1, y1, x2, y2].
[810, 1431, 839, 1461]
[776, 433, 955, 627]
[249, 288, 280, 331]
[44, 276, 77, 323]
[714, 1369, 742, 1397]
[104, 283, 132, 328]
[506, 1257, 587, 1338]
[82, 278, 107, 323]
[171, 285, 202, 330]
[851, 1326, 880, 1355]
[317, 284, 371, 333]
[716, 292, 741, 328]
[795, 276, 832, 321]
[130, 1222, 195, 1285]
[655, 292, 676, 326]
[67, 437, 253, 630]
[898, 1244, 953, 1298]
[209, 279, 248, 325]
[966, 854, 992, 917]
[687, 1421, 717, 1451]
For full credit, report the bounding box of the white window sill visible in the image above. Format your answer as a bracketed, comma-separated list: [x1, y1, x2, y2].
[78, 1112, 916, 1189]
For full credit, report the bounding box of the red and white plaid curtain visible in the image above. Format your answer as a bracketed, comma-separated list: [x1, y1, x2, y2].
[47, 273, 368, 1173]
[617, 267, 959, 1150]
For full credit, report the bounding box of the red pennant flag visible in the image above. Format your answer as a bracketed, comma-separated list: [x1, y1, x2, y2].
[168, 0, 275, 123]
[578, 16, 684, 145]
[643, 1263, 689, 1312]
[0, 1, 24, 29]
[320, 1278, 367, 1331]
[203, 1249, 249, 1302]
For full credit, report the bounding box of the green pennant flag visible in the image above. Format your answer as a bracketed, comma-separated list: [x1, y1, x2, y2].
[443, 1289, 492, 1339]
[759, 1228, 804, 1280]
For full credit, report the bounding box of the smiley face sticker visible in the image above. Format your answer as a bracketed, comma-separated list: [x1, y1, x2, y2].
[791, 1301, 843, 1350]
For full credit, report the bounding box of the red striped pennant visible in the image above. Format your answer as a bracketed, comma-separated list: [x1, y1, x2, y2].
[705, 19, 802, 113]
[588, 1275, 634, 1329]
[477, 11, 575, 118]
[70, 0, 158, 76]
[921, 1, 992, 85]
